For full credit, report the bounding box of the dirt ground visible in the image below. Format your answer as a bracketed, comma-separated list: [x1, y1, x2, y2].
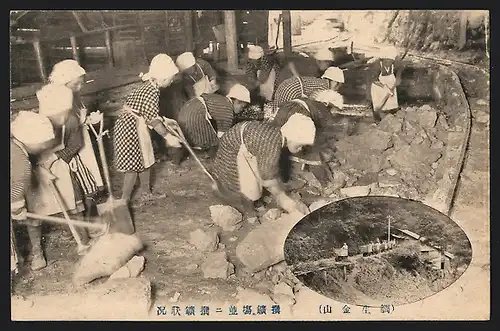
[11, 19, 489, 319]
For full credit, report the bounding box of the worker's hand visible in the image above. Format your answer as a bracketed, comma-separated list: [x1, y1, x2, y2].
[86, 111, 103, 125]
[209, 79, 219, 92]
[11, 207, 27, 221]
[164, 133, 182, 148]
[38, 166, 57, 183]
[39, 153, 59, 169]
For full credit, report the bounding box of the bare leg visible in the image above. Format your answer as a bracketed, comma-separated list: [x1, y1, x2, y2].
[27, 225, 46, 271]
[121, 172, 138, 202]
[138, 168, 151, 194]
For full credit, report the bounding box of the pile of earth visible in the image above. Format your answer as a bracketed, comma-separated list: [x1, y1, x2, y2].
[321, 104, 450, 202]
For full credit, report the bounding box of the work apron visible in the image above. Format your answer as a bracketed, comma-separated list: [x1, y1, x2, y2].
[123, 105, 156, 170]
[370, 64, 399, 111]
[76, 104, 104, 189]
[191, 64, 216, 97]
[258, 66, 277, 102]
[28, 127, 83, 216]
[237, 122, 285, 201]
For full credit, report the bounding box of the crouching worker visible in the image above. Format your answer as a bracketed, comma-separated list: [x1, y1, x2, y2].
[175, 51, 219, 98]
[369, 45, 402, 122]
[11, 111, 56, 272]
[271, 89, 344, 185]
[113, 54, 182, 206]
[176, 83, 251, 161]
[212, 118, 313, 219]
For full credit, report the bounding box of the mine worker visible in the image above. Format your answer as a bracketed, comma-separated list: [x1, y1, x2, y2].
[245, 44, 282, 104]
[48, 59, 104, 221]
[113, 54, 182, 206]
[175, 51, 219, 98]
[32, 84, 94, 254]
[341, 243, 349, 257]
[313, 48, 336, 76]
[369, 45, 402, 122]
[271, 66, 345, 119]
[271, 89, 344, 185]
[212, 117, 314, 218]
[176, 83, 251, 162]
[11, 111, 56, 272]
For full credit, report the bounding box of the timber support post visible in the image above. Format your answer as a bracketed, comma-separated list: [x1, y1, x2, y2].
[184, 11, 194, 52]
[33, 39, 47, 82]
[282, 10, 292, 55]
[70, 36, 80, 64]
[224, 10, 238, 71]
[104, 30, 114, 68]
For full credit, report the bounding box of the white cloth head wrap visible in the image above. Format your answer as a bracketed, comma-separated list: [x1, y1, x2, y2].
[49, 59, 86, 85]
[140, 53, 179, 82]
[311, 90, 344, 109]
[248, 45, 264, 60]
[226, 84, 251, 103]
[378, 45, 399, 60]
[314, 48, 334, 61]
[175, 52, 196, 71]
[36, 84, 74, 116]
[281, 113, 316, 146]
[321, 66, 345, 83]
[11, 111, 55, 145]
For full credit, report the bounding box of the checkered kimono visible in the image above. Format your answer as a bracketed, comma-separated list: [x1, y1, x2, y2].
[177, 93, 235, 149]
[213, 121, 284, 195]
[245, 55, 281, 99]
[183, 58, 218, 99]
[272, 76, 330, 114]
[113, 81, 161, 172]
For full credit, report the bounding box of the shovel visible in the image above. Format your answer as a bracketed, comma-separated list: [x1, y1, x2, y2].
[160, 117, 221, 194]
[88, 114, 134, 235]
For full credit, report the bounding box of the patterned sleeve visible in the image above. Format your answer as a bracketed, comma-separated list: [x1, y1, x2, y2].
[256, 55, 274, 83]
[245, 60, 259, 85]
[10, 147, 30, 208]
[55, 115, 84, 164]
[140, 86, 161, 124]
[272, 78, 300, 113]
[198, 58, 217, 81]
[183, 76, 196, 99]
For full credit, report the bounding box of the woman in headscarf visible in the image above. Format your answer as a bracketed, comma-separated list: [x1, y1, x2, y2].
[32, 84, 94, 255]
[212, 116, 315, 219]
[176, 51, 219, 99]
[48, 59, 104, 220]
[271, 66, 345, 120]
[271, 89, 344, 185]
[113, 53, 182, 206]
[176, 83, 251, 161]
[11, 111, 56, 272]
[245, 44, 282, 104]
[369, 46, 402, 122]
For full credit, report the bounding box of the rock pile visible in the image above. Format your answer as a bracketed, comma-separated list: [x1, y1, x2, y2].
[329, 105, 449, 201]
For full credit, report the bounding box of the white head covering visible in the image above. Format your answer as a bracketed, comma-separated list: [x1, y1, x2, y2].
[140, 53, 179, 82]
[281, 113, 316, 146]
[49, 59, 86, 85]
[11, 111, 55, 145]
[36, 84, 74, 116]
[378, 45, 399, 60]
[311, 90, 344, 109]
[314, 48, 334, 61]
[248, 45, 264, 60]
[226, 84, 251, 103]
[175, 52, 196, 71]
[321, 66, 345, 83]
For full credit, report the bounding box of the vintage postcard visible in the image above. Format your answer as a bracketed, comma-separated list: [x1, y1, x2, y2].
[9, 9, 490, 321]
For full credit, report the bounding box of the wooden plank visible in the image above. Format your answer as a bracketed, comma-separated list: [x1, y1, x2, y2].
[282, 10, 292, 55]
[291, 257, 352, 276]
[104, 30, 114, 67]
[72, 11, 88, 32]
[32, 40, 47, 82]
[164, 11, 169, 47]
[223, 11, 238, 71]
[458, 11, 468, 50]
[11, 64, 149, 110]
[184, 11, 194, 52]
[70, 36, 80, 64]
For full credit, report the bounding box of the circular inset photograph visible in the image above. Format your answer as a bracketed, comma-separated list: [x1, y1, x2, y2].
[284, 196, 472, 306]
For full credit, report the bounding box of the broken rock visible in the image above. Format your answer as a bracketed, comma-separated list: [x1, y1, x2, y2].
[201, 251, 235, 279]
[340, 185, 371, 197]
[331, 170, 347, 190]
[209, 205, 243, 232]
[386, 168, 398, 176]
[272, 282, 296, 306]
[236, 212, 303, 273]
[419, 104, 433, 112]
[356, 128, 393, 151]
[378, 174, 403, 188]
[309, 199, 331, 212]
[417, 109, 438, 129]
[189, 228, 219, 252]
[300, 172, 323, 190]
[262, 208, 282, 222]
[378, 114, 403, 133]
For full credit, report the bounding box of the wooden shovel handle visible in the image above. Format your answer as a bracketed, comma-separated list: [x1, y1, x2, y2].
[25, 212, 107, 231]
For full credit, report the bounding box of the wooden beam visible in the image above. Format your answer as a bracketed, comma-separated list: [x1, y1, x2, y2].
[184, 11, 194, 52]
[70, 36, 80, 64]
[104, 30, 114, 68]
[32, 39, 47, 83]
[282, 10, 292, 55]
[458, 12, 468, 50]
[72, 11, 88, 33]
[164, 11, 169, 47]
[224, 11, 238, 71]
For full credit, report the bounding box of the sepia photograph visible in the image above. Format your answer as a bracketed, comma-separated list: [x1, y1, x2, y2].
[9, 9, 489, 321]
